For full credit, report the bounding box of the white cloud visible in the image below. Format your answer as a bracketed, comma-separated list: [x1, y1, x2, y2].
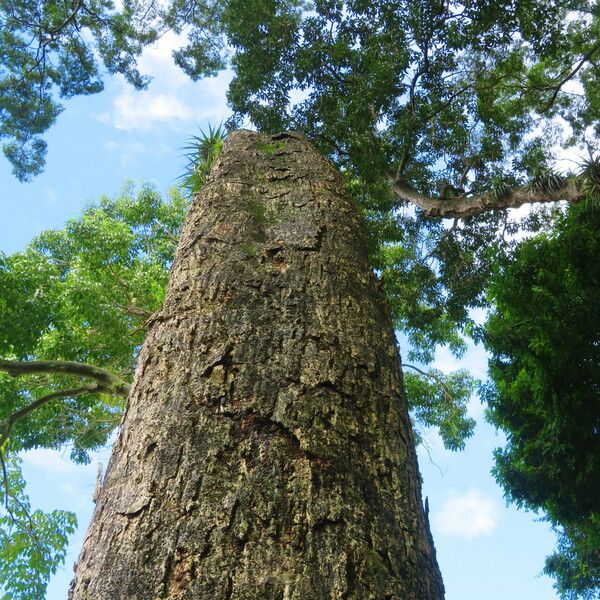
[95, 28, 232, 131]
[433, 345, 476, 376]
[96, 71, 232, 131]
[433, 489, 500, 539]
[97, 92, 194, 130]
[22, 447, 114, 507]
[138, 31, 190, 87]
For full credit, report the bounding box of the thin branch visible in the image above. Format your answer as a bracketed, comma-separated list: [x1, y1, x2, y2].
[423, 218, 459, 261]
[393, 177, 585, 219]
[42, 0, 84, 38]
[0, 385, 98, 449]
[402, 363, 456, 409]
[540, 42, 600, 114]
[422, 71, 516, 126]
[0, 359, 131, 396]
[413, 431, 445, 475]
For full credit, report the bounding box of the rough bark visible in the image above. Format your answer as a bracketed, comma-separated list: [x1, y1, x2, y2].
[70, 131, 444, 600]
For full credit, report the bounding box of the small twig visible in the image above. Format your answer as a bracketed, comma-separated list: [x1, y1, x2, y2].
[402, 363, 456, 409]
[415, 431, 445, 476]
[540, 42, 600, 114]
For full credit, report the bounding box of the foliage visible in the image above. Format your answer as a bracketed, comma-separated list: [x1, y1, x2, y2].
[0, 453, 77, 600]
[484, 201, 600, 598]
[0, 0, 227, 180]
[6, 0, 600, 194]
[5, 0, 599, 369]
[179, 124, 226, 196]
[577, 156, 600, 210]
[0, 183, 187, 459]
[529, 169, 565, 195]
[544, 521, 600, 600]
[405, 366, 477, 451]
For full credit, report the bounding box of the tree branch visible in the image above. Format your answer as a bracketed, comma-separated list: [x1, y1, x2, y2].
[402, 363, 456, 410]
[0, 359, 131, 396]
[0, 385, 98, 449]
[119, 304, 154, 320]
[540, 41, 600, 114]
[393, 177, 585, 219]
[0, 358, 130, 450]
[43, 0, 84, 38]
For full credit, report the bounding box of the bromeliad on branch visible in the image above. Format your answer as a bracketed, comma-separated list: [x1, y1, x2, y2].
[393, 174, 585, 219]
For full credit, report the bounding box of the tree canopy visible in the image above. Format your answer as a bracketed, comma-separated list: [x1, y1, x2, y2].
[5, 0, 600, 190]
[484, 201, 600, 598]
[2, 0, 600, 598]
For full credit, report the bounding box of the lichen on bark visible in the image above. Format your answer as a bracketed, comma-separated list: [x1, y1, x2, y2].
[69, 131, 444, 600]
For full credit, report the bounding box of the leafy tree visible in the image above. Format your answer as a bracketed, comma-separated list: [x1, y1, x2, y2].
[3, 0, 600, 596]
[484, 200, 600, 598]
[0, 453, 76, 600]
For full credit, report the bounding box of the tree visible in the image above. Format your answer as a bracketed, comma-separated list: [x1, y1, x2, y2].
[483, 200, 600, 598]
[65, 128, 447, 599]
[3, 0, 600, 597]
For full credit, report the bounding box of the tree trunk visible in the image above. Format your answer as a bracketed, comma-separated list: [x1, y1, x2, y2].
[69, 131, 444, 600]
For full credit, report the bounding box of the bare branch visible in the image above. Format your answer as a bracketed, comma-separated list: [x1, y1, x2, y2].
[0, 359, 131, 396]
[393, 177, 585, 219]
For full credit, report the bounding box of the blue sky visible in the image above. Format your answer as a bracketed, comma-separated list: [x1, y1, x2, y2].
[1, 32, 559, 599]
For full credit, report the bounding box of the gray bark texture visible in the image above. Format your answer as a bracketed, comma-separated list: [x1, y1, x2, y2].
[69, 131, 444, 600]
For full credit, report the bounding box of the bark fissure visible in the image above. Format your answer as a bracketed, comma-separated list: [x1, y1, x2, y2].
[70, 131, 444, 600]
